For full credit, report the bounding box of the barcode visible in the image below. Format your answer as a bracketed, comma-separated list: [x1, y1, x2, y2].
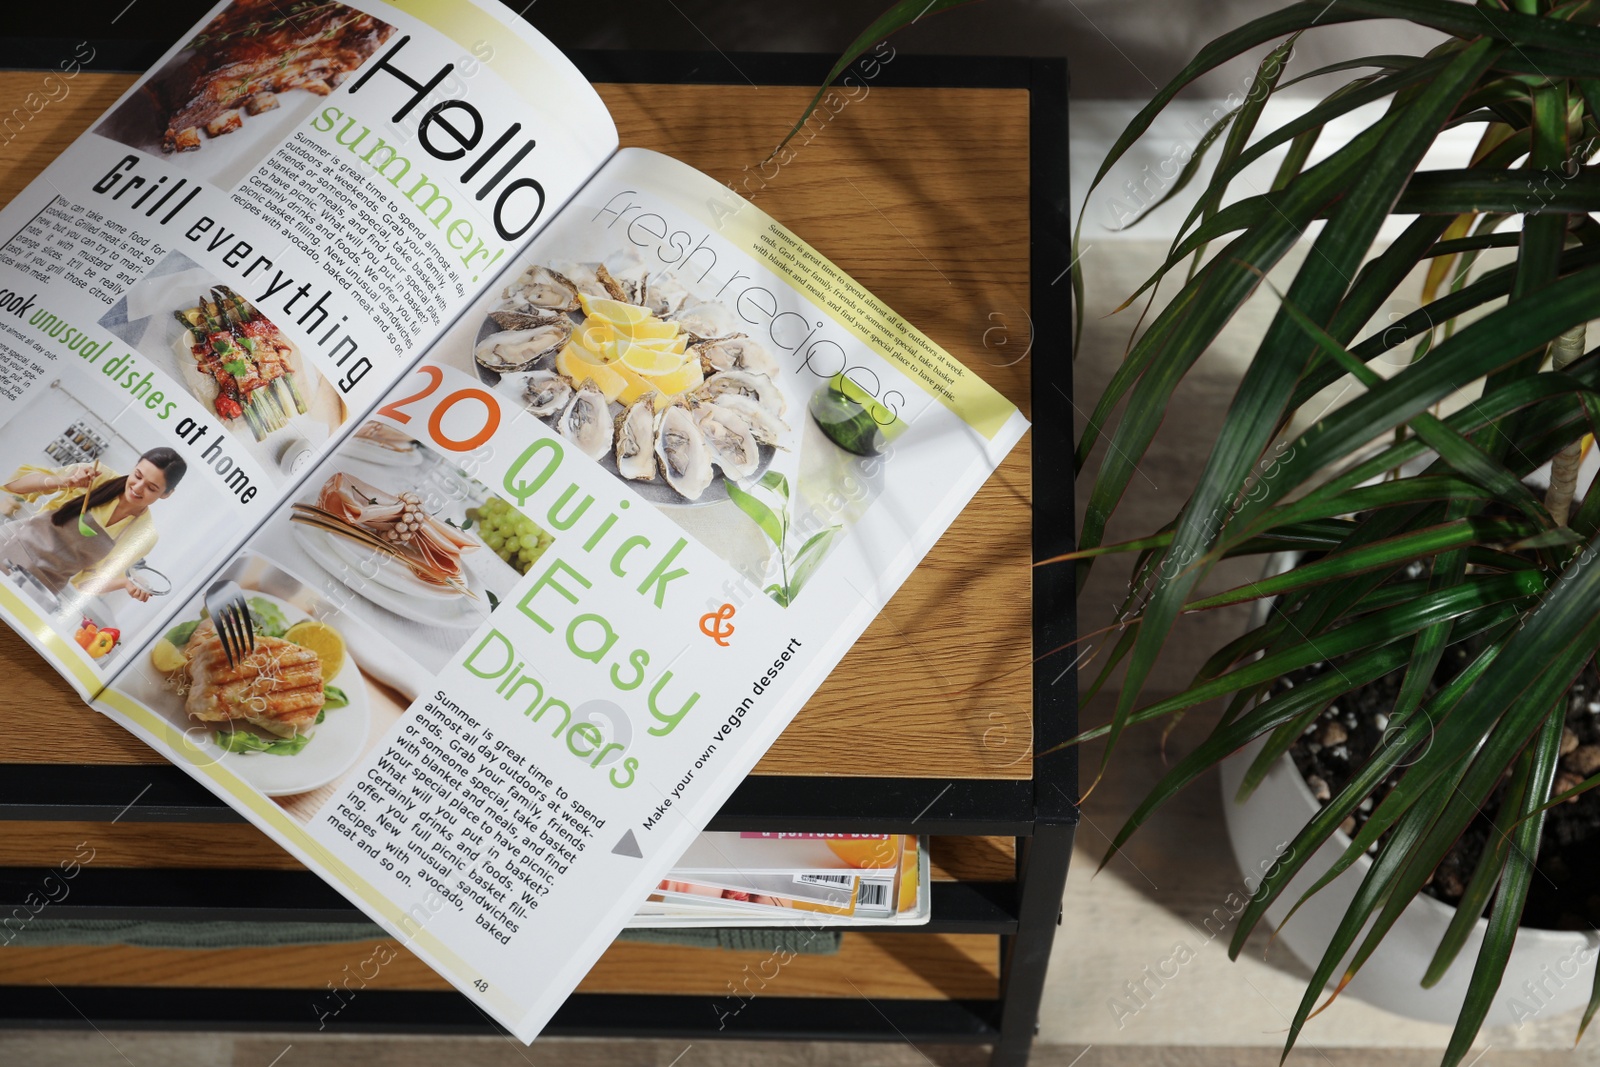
[857, 880, 889, 909]
[796, 873, 853, 887]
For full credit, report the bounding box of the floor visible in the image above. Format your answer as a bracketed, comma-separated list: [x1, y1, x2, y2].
[6, 1032, 1592, 1067]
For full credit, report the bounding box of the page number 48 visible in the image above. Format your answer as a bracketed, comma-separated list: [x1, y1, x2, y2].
[473, 979, 489, 992]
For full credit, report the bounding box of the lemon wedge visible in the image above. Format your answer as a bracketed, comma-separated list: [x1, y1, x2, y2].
[655, 359, 704, 396]
[556, 342, 628, 401]
[575, 322, 620, 357]
[149, 639, 186, 674]
[632, 353, 704, 397]
[614, 317, 681, 342]
[285, 620, 346, 680]
[613, 364, 656, 406]
[619, 345, 686, 377]
[619, 333, 688, 356]
[578, 294, 652, 326]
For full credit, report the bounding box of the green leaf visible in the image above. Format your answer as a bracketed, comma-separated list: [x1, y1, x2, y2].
[247, 597, 289, 638]
[1442, 709, 1566, 1067]
[1228, 615, 1513, 958]
[1394, 169, 1600, 214]
[1280, 524, 1600, 957]
[1284, 766, 1458, 1053]
[769, 0, 978, 158]
[1079, 118, 1395, 563]
[1184, 517, 1529, 611]
[1100, 638, 1417, 871]
[1330, 694, 1551, 1021]
[1338, 0, 1600, 56]
[1581, 953, 1600, 1045]
[1510, 526, 1585, 551]
[1071, 0, 1378, 348]
[1422, 739, 1533, 988]
[164, 619, 201, 648]
[1264, 370, 1600, 545]
[726, 480, 784, 547]
[1233, 264, 1600, 535]
[758, 469, 790, 506]
[215, 730, 312, 756]
[1176, 35, 1299, 271]
[1069, 571, 1540, 746]
[1290, 240, 1600, 411]
[787, 526, 841, 600]
[1172, 56, 1452, 252]
[1268, 281, 1553, 527]
[322, 685, 348, 710]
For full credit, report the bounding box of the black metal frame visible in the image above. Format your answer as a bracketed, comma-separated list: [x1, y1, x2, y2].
[0, 38, 1076, 1067]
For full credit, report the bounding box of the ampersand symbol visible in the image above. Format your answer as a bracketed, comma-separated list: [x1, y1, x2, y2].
[699, 603, 736, 647]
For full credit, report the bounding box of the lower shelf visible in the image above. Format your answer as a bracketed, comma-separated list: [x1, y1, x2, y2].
[0, 865, 1017, 933]
[0, 930, 999, 999]
[0, 764, 1038, 835]
[0, 987, 1005, 1042]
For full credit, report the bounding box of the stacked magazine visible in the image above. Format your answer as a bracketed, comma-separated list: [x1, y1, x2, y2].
[632, 833, 929, 927]
[0, 0, 1024, 1042]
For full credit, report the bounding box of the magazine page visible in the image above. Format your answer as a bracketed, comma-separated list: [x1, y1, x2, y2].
[97, 146, 1025, 1042]
[0, 0, 615, 696]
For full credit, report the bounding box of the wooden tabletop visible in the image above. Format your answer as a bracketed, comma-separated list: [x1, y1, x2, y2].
[0, 72, 1032, 781]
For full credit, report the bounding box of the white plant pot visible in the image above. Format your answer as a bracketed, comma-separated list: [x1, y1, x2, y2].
[1220, 733, 1598, 1028]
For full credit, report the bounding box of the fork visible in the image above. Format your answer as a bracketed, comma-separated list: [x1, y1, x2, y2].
[204, 580, 255, 668]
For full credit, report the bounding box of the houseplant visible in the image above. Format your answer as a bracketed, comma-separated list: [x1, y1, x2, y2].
[1057, 2, 1600, 1064]
[791, 1, 1600, 1060]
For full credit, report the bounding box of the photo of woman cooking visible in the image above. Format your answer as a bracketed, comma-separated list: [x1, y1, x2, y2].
[0, 447, 186, 606]
[0, 378, 233, 668]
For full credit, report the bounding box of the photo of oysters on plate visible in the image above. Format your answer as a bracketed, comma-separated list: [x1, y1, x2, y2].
[473, 257, 791, 505]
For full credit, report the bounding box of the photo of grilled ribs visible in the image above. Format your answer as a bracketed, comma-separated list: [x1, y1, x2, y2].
[146, 0, 395, 153]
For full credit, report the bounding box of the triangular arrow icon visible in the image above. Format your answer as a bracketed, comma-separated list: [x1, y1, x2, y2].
[611, 829, 643, 858]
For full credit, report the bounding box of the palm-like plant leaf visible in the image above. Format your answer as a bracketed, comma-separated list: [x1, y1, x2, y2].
[1053, 2, 1600, 1063]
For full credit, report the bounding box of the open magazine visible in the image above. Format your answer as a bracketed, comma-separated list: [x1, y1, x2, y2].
[0, 0, 1026, 1042]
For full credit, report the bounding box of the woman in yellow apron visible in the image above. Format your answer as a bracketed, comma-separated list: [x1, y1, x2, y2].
[0, 447, 188, 602]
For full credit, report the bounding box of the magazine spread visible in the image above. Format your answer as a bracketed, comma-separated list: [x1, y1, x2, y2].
[0, 0, 1028, 1043]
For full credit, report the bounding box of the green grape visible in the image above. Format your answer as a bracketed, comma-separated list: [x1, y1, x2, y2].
[518, 532, 539, 550]
[485, 532, 504, 550]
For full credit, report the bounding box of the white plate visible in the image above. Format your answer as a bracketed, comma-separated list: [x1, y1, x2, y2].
[171, 590, 370, 798]
[291, 524, 490, 629]
[341, 437, 425, 468]
[296, 520, 476, 603]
